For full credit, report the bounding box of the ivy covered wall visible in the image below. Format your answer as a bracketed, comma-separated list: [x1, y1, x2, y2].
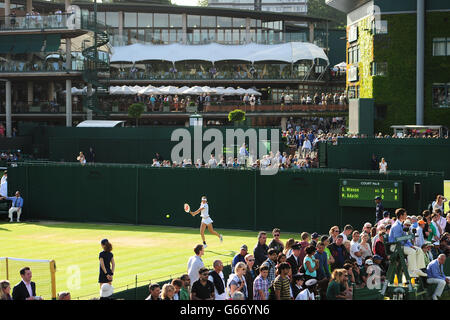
[373, 11, 450, 133]
[357, 17, 374, 99]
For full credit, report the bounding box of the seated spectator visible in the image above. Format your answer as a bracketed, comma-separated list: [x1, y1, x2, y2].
[145, 283, 161, 300]
[58, 291, 71, 300]
[179, 275, 190, 300]
[161, 284, 175, 300]
[350, 231, 363, 266]
[439, 233, 450, 256]
[360, 233, 373, 260]
[426, 254, 450, 300]
[231, 291, 245, 300]
[171, 279, 182, 300]
[208, 260, 226, 300]
[232, 245, 248, 269]
[227, 262, 248, 300]
[326, 269, 347, 300]
[268, 228, 284, 254]
[191, 267, 215, 300]
[0, 280, 12, 300]
[253, 265, 270, 300]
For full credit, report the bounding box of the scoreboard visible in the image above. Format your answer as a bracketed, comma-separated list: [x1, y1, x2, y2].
[339, 179, 402, 208]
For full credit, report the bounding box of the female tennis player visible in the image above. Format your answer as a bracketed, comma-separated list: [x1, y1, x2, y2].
[188, 196, 223, 248]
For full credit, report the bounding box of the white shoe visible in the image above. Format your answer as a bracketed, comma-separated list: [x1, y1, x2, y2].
[432, 295, 438, 300]
[17, 219, 20, 222]
[203, 244, 208, 249]
[9, 220, 13, 223]
[219, 234, 223, 243]
[416, 270, 428, 277]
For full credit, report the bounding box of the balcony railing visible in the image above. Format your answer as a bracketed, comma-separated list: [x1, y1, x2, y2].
[1, 102, 348, 114]
[0, 14, 72, 31]
[110, 71, 328, 81]
[0, 60, 84, 72]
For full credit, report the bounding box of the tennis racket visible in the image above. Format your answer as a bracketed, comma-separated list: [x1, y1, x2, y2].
[184, 203, 191, 213]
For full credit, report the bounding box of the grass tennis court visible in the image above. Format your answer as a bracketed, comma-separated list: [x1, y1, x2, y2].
[445, 180, 450, 212]
[0, 181, 448, 300]
[0, 221, 298, 300]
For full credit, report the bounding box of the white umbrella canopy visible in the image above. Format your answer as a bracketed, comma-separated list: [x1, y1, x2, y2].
[235, 88, 247, 95]
[159, 85, 179, 95]
[213, 87, 226, 95]
[223, 87, 238, 96]
[138, 85, 161, 95]
[333, 62, 346, 71]
[201, 86, 215, 94]
[132, 85, 144, 92]
[246, 88, 262, 96]
[181, 86, 205, 95]
[177, 86, 190, 95]
[110, 85, 137, 95]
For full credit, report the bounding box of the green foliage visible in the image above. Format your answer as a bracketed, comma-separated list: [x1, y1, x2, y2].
[228, 109, 246, 122]
[197, 0, 208, 6]
[371, 12, 450, 133]
[358, 17, 374, 99]
[128, 103, 145, 126]
[308, 0, 346, 28]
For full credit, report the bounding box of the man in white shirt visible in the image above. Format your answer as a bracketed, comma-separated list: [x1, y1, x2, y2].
[301, 139, 312, 158]
[208, 260, 226, 300]
[187, 244, 205, 285]
[207, 154, 217, 168]
[0, 171, 7, 197]
[350, 231, 363, 266]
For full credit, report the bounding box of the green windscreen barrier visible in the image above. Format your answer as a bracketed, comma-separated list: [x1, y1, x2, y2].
[11, 35, 45, 53]
[44, 34, 61, 52]
[0, 36, 13, 53]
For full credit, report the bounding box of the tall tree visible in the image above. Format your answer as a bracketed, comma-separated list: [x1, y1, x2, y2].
[307, 0, 346, 28]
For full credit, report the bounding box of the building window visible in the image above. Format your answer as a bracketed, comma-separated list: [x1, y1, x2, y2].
[348, 45, 360, 64]
[371, 62, 388, 76]
[432, 83, 450, 108]
[432, 37, 450, 56]
[372, 20, 388, 35]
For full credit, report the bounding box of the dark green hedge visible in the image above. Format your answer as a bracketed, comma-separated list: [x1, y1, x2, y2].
[373, 12, 450, 133]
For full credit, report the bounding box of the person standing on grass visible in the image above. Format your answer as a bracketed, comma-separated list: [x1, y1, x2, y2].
[379, 158, 387, 174]
[187, 196, 223, 248]
[187, 244, 205, 284]
[99, 239, 115, 288]
[268, 228, 284, 254]
[273, 262, 292, 300]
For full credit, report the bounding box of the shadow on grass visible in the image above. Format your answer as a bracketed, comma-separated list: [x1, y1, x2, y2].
[18, 220, 261, 238]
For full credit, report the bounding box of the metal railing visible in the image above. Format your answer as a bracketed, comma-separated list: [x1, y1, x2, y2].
[0, 60, 84, 72]
[0, 14, 72, 31]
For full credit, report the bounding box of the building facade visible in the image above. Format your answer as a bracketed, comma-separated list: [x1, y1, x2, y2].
[326, 0, 450, 132]
[208, 0, 308, 14]
[0, 0, 346, 133]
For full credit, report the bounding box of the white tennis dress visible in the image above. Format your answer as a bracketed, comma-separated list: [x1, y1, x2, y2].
[200, 202, 213, 225]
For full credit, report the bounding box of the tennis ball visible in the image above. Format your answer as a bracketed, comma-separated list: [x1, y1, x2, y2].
[166, 214, 170, 219]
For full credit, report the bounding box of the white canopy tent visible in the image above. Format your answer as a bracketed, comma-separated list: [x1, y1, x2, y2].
[111, 42, 329, 64]
[333, 62, 346, 71]
[68, 85, 261, 96]
[76, 120, 125, 128]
